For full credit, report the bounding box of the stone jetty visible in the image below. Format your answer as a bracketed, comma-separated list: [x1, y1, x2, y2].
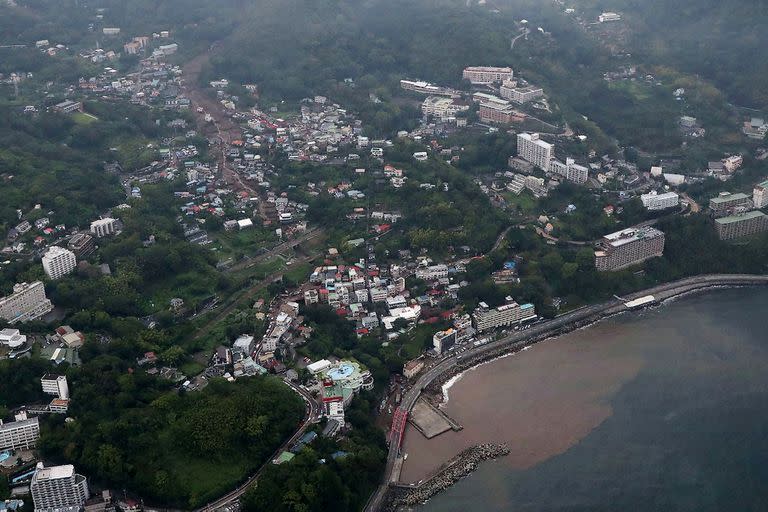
[382, 443, 510, 511]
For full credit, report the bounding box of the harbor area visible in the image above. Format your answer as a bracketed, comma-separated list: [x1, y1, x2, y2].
[409, 397, 463, 439]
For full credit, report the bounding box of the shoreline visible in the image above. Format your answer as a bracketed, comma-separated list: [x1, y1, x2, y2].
[367, 275, 768, 512]
[427, 282, 760, 406]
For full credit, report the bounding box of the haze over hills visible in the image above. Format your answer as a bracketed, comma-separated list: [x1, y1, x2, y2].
[0, 0, 767, 511]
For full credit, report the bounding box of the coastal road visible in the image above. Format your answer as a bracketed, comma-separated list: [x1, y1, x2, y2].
[195, 379, 322, 512]
[364, 273, 768, 512]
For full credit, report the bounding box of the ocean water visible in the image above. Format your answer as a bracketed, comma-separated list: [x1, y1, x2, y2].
[414, 288, 768, 512]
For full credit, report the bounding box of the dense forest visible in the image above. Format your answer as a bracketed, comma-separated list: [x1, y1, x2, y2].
[41, 366, 304, 507]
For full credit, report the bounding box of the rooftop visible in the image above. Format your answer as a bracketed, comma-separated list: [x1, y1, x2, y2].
[715, 210, 766, 224]
[710, 192, 750, 204]
[602, 227, 664, 247]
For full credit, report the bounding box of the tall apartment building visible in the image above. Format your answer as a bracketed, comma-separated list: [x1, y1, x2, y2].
[0, 281, 53, 324]
[517, 133, 553, 171]
[478, 102, 516, 124]
[42, 246, 77, 280]
[0, 413, 40, 451]
[68, 233, 96, 258]
[714, 210, 768, 240]
[549, 158, 589, 185]
[41, 374, 70, 399]
[31, 463, 90, 512]
[432, 328, 457, 354]
[90, 218, 117, 238]
[472, 298, 536, 332]
[500, 81, 544, 104]
[640, 191, 680, 211]
[709, 192, 752, 216]
[753, 180, 768, 209]
[462, 66, 513, 84]
[594, 227, 665, 271]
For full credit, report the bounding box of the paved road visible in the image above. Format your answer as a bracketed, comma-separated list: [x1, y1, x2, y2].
[195, 380, 323, 512]
[364, 274, 768, 512]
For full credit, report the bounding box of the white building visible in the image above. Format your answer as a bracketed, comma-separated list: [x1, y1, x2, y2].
[307, 359, 332, 374]
[421, 96, 468, 120]
[462, 66, 513, 84]
[472, 298, 536, 332]
[517, 133, 553, 171]
[549, 158, 588, 185]
[640, 191, 680, 211]
[0, 281, 53, 324]
[753, 179, 768, 209]
[500, 81, 544, 104]
[31, 463, 90, 512]
[0, 328, 26, 349]
[415, 264, 449, 281]
[598, 12, 621, 22]
[0, 413, 40, 451]
[42, 246, 76, 280]
[232, 335, 255, 355]
[90, 218, 117, 238]
[41, 374, 70, 399]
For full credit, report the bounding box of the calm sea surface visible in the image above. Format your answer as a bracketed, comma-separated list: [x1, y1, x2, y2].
[406, 288, 768, 512]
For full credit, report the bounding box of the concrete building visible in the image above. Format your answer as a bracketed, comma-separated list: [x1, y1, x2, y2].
[472, 298, 536, 332]
[500, 81, 544, 104]
[517, 133, 553, 171]
[598, 12, 621, 22]
[0, 413, 40, 451]
[462, 66, 513, 84]
[421, 96, 469, 120]
[0, 328, 26, 349]
[90, 218, 117, 238]
[399, 80, 457, 97]
[753, 180, 768, 209]
[640, 191, 680, 211]
[594, 227, 665, 271]
[0, 281, 53, 324]
[41, 374, 70, 399]
[549, 158, 588, 185]
[714, 210, 768, 240]
[709, 192, 752, 216]
[42, 246, 76, 280]
[478, 102, 516, 124]
[432, 328, 457, 354]
[415, 264, 449, 281]
[67, 233, 96, 258]
[403, 357, 424, 379]
[31, 463, 90, 512]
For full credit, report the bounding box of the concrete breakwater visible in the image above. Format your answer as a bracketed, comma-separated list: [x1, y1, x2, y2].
[364, 275, 768, 512]
[383, 443, 510, 511]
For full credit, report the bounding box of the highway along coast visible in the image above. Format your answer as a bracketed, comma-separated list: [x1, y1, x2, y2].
[366, 274, 768, 512]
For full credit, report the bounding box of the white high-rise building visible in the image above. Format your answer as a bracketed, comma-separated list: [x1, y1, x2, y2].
[753, 180, 768, 209]
[0, 281, 53, 324]
[473, 298, 537, 332]
[0, 413, 40, 451]
[549, 158, 589, 184]
[41, 374, 70, 399]
[31, 463, 90, 512]
[42, 246, 76, 280]
[516, 133, 553, 171]
[640, 191, 680, 211]
[89, 218, 117, 238]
